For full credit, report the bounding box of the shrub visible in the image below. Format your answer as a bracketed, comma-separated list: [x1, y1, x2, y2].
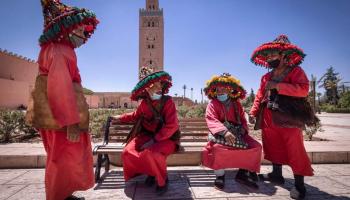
[89, 108, 132, 137]
[0, 110, 37, 143]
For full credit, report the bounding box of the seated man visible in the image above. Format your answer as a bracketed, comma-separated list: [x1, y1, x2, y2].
[202, 73, 262, 190]
[112, 66, 180, 195]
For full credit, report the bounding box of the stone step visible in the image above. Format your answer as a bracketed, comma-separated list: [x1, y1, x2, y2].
[1, 141, 350, 168]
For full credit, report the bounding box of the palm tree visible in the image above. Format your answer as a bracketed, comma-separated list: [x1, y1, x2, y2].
[182, 85, 187, 99]
[190, 88, 193, 100]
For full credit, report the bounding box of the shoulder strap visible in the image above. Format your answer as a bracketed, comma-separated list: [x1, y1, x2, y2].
[232, 101, 241, 124]
[145, 95, 170, 118]
[271, 66, 294, 83]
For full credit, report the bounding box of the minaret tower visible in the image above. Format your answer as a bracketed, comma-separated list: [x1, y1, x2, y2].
[139, 0, 164, 78]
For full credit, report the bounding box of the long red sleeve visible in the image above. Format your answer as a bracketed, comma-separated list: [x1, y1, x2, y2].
[119, 101, 143, 123]
[205, 100, 228, 135]
[277, 66, 309, 97]
[250, 66, 310, 116]
[154, 98, 179, 142]
[249, 75, 269, 117]
[38, 43, 82, 127]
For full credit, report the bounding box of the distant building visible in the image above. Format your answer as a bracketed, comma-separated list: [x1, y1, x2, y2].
[0, 49, 38, 109]
[139, 0, 164, 77]
[86, 92, 138, 109]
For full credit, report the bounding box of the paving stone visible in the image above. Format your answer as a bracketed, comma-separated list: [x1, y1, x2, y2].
[134, 179, 194, 200]
[227, 197, 290, 200]
[328, 176, 350, 187]
[7, 184, 46, 200]
[75, 181, 135, 200]
[311, 164, 343, 176]
[0, 184, 26, 200]
[0, 170, 27, 184]
[303, 176, 350, 195]
[6, 169, 45, 185]
[190, 170, 253, 198]
[1, 165, 350, 199]
[304, 194, 350, 199]
[323, 164, 350, 175]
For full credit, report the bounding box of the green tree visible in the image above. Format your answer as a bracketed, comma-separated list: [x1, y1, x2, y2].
[339, 91, 350, 108]
[317, 66, 341, 105]
[242, 89, 255, 110]
[83, 87, 94, 95]
[0, 110, 36, 143]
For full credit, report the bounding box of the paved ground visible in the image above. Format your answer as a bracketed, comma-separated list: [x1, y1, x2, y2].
[1, 165, 350, 200]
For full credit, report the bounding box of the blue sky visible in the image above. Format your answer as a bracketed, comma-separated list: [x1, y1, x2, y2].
[1, 0, 349, 102]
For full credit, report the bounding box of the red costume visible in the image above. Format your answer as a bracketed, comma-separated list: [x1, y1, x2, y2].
[120, 68, 178, 187]
[249, 66, 313, 176]
[202, 99, 262, 172]
[38, 43, 95, 200]
[120, 98, 178, 186]
[26, 1, 99, 199]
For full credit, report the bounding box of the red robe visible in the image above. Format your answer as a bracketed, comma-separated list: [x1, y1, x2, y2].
[120, 97, 178, 186]
[38, 43, 94, 200]
[250, 66, 313, 176]
[202, 99, 262, 172]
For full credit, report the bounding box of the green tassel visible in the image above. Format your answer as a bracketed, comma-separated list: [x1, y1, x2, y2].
[76, 13, 83, 22]
[62, 18, 69, 28]
[66, 16, 73, 26]
[53, 23, 60, 34]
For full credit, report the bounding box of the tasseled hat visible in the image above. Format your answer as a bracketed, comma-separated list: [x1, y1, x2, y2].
[39, 0, 99, 47]
[251, 34, 306, 68]
[131, 66, 172, 101]
[204, 73, 246, 100]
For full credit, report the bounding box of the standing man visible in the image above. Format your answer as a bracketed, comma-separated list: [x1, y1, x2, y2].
[26, 0, 99, 199]
[249, 35, 313, 199]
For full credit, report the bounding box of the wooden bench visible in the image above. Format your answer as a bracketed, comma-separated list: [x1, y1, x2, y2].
[93, 117, 208, 182]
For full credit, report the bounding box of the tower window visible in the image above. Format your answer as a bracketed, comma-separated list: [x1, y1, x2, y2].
[151, 44, 154, 49]
[152, 22, 155, 27]
[147, 45, 151, 49]
[150, 60, 153, 64]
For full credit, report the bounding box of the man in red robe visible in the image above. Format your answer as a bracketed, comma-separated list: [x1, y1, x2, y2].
[112, 67, 180, 195]
[249, 35, 313, 199]
[26, 1, 99, 199]
[202, 73, 262, 190]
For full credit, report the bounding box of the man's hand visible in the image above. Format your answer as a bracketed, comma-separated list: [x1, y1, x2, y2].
[224, 131, 236, 146]
[111, 115, 121, 125]
[67, 124, 80, 142]
[140, 138, 155, 150]
[249, 115, 256, 124]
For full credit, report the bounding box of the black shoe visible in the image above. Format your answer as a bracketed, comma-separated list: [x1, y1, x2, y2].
[145, 176, 155, 187]
[156, 178, 169, 195]
[249, 171, 259, 182]
[214, 175, 225, 190]
[65, 195, 85, 200]
[290, 185, 306, 199]
[258, 172, 285, 185]
[235, 169, 259, 189]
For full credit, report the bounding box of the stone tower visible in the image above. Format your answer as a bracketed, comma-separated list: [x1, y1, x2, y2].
[139, 0, 164, 79]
